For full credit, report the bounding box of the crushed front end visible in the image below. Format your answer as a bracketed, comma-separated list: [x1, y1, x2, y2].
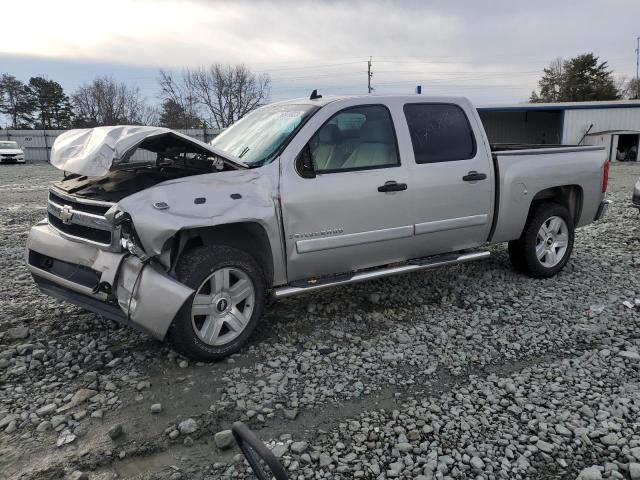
[26, 185, 193, 339]
[25, 125, 250, 339]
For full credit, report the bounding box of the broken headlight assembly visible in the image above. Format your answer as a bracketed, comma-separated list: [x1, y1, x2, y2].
[121, 233, 149, 262]
[109, 210, 150, 262]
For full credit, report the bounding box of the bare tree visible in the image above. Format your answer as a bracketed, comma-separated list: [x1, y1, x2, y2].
[618, 75, 640, 100]
[158, 64, 270, 129]
[158, 69, 202, 129]
[71, 76, 151, 127]
[139, 104, 160, 127]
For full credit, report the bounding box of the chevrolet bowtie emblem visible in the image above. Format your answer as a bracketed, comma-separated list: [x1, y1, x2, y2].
[60, 205, 74, 224]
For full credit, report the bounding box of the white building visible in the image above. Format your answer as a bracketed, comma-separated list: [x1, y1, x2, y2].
[478, 100, 640, 162]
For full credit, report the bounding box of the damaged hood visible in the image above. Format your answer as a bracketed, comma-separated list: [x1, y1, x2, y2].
[50, 125, 246, 176]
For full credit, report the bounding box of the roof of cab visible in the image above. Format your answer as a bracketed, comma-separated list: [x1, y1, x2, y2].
[271, 94, 471, 108]
[270, 95, 350, 107]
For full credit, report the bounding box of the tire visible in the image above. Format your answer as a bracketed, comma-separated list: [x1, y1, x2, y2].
[170, 245, 265, 361]
[507, 202, 574, 278]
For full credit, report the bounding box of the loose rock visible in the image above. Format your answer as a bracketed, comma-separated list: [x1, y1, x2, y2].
[214, 430, 234, 450]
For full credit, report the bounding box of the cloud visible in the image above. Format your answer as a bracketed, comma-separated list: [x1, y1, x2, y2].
[2, 0, 639, 103]
[2, 0, 458, 66]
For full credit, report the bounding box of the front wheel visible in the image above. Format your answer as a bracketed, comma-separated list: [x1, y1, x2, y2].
[508, 202, 574, 278]
[170, 245, 265, 361]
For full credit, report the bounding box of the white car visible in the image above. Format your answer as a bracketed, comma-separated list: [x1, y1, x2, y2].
[0, 141, 26, 164]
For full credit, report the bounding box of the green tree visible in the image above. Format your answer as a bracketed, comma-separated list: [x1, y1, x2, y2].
[530, 58, 563, 103]
[0, 74, 36, 128]
[531, 53, 620, 103]
[28, 76, 73, 129]
[159, 98, 201, 129]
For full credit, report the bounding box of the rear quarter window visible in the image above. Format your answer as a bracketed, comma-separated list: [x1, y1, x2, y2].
[403, 103, 476, 164]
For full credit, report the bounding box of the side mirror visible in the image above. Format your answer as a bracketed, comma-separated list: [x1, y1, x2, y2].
[296, 145, 316, 179]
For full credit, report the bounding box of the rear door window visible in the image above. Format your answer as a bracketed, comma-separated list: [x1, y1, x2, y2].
[403, 104, 476, 164]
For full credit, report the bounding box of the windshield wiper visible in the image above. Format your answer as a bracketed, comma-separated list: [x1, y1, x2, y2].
[238, 146, 250, 159]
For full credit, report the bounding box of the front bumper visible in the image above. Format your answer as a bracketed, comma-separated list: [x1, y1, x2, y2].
[594, 200, 611, 221]
[26, 222, 194, 339]
[0, 157, 25, 164]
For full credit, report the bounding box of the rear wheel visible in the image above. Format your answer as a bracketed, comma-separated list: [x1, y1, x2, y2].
[508, 202, 574, 278]
[170, 245, 265, 361]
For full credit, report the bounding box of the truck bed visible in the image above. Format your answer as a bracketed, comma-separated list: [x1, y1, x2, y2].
[488, 144, 607, 244]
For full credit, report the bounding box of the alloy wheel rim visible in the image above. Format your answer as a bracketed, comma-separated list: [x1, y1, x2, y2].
[191, 267, 255, 346]
[536, 215, 569, 268]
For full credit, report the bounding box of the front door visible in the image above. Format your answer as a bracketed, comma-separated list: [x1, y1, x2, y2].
[280, 104, 412, 281]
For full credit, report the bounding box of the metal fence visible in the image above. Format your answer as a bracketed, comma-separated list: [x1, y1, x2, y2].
[0, 128, 220, 163]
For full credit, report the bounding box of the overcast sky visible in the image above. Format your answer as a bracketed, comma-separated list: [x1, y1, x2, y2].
[1, 0, 639, 106]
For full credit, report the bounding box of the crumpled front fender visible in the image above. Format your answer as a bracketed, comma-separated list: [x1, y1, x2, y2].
[116, 164, 287, 286]
[118, 168, 279, 255]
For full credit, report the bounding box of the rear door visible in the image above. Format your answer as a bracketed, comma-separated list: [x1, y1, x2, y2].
[280, 103, 413, 281]
[400, 102, 494, 258]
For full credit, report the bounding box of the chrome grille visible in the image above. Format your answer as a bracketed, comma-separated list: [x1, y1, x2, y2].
[47, 187, 121, 251]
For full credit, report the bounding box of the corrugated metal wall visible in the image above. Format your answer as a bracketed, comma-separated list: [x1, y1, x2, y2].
[479, 110, 563, 144]
[0, 130, 63, 161]
[0, 128, 220, 162]
[562, 108, 640, 144]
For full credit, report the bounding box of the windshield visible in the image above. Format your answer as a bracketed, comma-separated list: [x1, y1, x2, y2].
[211, 104, 318, 167]
[0, 141, 19, 149]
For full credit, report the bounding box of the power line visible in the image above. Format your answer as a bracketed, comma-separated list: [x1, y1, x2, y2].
[373, 69, 540, 75]
[270, 71, 367, 81]
[270, 69, 542, 82]
[373, 53, 635, 62]
[261, 61, 365, 72]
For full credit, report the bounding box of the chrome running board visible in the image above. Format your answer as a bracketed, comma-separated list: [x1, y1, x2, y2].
[273, 250, 490, 299]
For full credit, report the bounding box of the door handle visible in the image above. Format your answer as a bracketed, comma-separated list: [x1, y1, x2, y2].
[462, 171, 487, 182]
[378, 181, 408, 193]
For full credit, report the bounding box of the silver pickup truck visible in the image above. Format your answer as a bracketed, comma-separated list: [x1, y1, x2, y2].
[26, 94, 610, 361]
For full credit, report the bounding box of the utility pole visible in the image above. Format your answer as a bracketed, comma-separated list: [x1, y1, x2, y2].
[636, 36, 639, 99]
[367, 56, 373, 94]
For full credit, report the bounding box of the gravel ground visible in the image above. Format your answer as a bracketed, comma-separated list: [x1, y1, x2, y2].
[0, 162, 639, 480]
